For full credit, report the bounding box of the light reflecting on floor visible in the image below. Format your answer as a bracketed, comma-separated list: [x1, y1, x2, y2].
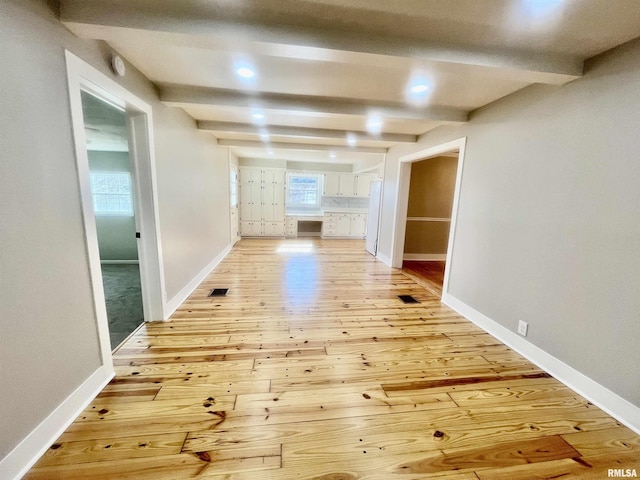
[276, 241, 314, 254]
[279, 241, 318, 307]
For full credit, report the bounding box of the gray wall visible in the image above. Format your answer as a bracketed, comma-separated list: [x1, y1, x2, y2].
[88, 151, 138, 261]
[0, 0, 232, 462]
[154, 108, 230, 298]
[379, 38, 640, 407]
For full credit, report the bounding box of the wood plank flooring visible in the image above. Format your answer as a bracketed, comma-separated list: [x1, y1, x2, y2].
[26, 239, 639, 479]
[402, 260, 446, 298]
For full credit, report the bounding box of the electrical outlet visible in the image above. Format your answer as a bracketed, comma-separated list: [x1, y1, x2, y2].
[518, 320, 528, 336]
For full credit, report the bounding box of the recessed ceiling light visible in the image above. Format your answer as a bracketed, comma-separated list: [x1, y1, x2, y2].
[366, 114, 383, 135]
[259, 130, 270, 142]
[236, 67, 255, 79]
[411, 84, 429, 94]
[252, 112, 265, 120]
[346, 133, 357, 147]
[329, 152, 336, 158]
[268, 150, 274, 156]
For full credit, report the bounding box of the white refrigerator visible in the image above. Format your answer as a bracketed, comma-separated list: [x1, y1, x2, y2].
[365, 181, 382, 256]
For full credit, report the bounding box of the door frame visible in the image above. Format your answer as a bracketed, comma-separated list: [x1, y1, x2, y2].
[65, 51, 167, 367]
[390, 137, 467, 296]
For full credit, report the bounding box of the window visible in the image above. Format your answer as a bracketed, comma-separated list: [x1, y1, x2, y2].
[287, 173, 322, 209]
[89, 172, 134, 215]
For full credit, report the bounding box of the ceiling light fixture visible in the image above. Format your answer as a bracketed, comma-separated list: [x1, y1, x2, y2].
[259, 130, 270, 142]
[236, 67, 255, 79]
[329, 152, 336, 158]
[346, 133, 357, 147]
[406, 75, 432, 105]
[252, 112, 265, 120]
[366, 114, 383, 135]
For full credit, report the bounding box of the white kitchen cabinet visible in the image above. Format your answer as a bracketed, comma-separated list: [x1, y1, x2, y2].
[262, 221, 286, 236]
[322, 212, 367, 238]
[323, 172, 340, 196]
[240, 221, 262, 236]
[355, 173, 377, 197]
[350, 213, 367, 237]
[336, 214, 351, 236]
[322, 213, 337, 236]
[239, 166, 262, 184]
[239, 166, 286, 237]
[240, 183, 262, 222]
[262, 168, 286, 185]
[339, 174, 355, 196]
[323, 172, 356, 196]
[286, 216, 298, 237]
[262, 183, 285, 222]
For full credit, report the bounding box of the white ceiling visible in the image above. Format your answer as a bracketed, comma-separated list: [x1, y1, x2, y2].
[61, 0, 640, 165]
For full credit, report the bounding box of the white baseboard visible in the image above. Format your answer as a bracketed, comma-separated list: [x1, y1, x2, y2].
[163, 244, 232, 319]
[403, 254, 447, 261]
[376, 252, 393, 266]
[100, 260, 139, 265]
[442, 292, 640, 435]
[0, 366, 113, 480]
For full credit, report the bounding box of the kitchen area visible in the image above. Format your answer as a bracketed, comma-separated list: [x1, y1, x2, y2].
[237, 163, 382, 243]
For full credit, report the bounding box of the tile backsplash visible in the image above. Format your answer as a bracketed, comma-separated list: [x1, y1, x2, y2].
[322, 196, 369, 209]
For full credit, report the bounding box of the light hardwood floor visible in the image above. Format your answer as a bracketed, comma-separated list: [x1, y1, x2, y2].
[26, 239, 639, 479]
[402, 260, 446, 298]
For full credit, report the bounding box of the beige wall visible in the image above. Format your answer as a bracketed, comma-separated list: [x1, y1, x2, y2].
[404, 156, 457, 255]
[378, 38, 640, 408]
[404, 222, 451, 255]
[0, 0, 233, 463]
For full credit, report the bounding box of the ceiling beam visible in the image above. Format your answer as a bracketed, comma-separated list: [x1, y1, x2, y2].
[161, 85, 468, 123]
[217, 139, 387, 154]
[198, 121, 417, 143]
[60, 0, 583, 84]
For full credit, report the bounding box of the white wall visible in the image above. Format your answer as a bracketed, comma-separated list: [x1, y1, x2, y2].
[0, 0, 233, 469]
[378, 38, 640, 409]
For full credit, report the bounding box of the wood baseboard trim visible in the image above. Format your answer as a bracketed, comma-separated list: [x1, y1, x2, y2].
[164, 244, 233, 319]
[442, 292, 640, 435]
[0, 366, 113, 480]
[403, 254, 447, 261]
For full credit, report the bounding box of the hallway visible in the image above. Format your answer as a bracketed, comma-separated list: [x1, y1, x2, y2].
[26, 239, 639, 479]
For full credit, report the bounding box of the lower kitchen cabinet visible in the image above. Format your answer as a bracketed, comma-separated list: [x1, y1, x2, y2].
[322, 212, 367, 238]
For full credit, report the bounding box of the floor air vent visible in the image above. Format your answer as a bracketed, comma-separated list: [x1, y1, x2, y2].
[209, 288, 229, 297]
[398, 295, 419, 304]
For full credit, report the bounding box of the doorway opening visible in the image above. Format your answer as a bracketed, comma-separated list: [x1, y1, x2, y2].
[81, 91, 144, 349]
[401, 153, 459, 297]
[66, 51, 166, 367]
[390, 138, 467, 299]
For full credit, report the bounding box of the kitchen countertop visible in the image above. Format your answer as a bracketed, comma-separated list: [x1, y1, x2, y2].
[286, 209, 368, 216]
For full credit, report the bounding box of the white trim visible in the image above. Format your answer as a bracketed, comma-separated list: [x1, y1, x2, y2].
[65, 50, 167, 331]
[442, 292, 640, 435]
[376, 252, 393, 266]
[163, 244, 233, 319]
[100, 260, 139, 265]
[0, 367, 113, 480]
[403, 254, 447, 261]
[390, 138, 467, 302]
[406, 217, 451, 222]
